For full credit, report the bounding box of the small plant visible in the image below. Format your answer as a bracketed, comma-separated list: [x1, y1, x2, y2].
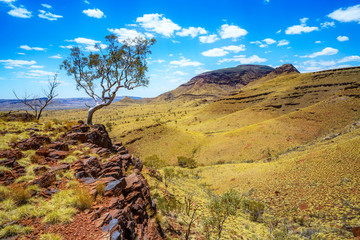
[0, 185, 10, 201]
[39, 233, 63, 240]
[10, 185, 31, 205]
[74, 187, 93, 211]
[44, 122, 52, 131]
[177, 156, 197, 168]
[60, 155, 78, 164]
[95, 182, 105, 197]
[241, 199, 265, 222]
[0, 224, 33, 238]
[144, 154, 166, 170]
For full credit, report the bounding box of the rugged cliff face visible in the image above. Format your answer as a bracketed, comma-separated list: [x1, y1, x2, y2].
[0, 118, 164, 240]
[155, 64, 274, 101]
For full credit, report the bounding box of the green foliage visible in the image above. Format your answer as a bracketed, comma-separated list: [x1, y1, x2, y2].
[205, 190, 241, 239]
[39, 233, 63, 240]
[177, 156, 197, 169]
[74, 187, 93, 211]
[144, 154, 166, 170]
[0, 185, 10, 201]
[241, 199, 265, 222]
[0, 224, 33, 238]
[9, 185, 31, 206]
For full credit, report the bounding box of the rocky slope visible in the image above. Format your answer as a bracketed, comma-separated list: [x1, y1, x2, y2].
[155, 64, 274, 102]
[0, 115, 164, 239]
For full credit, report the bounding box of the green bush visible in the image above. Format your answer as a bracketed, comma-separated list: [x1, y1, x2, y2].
[177, 156, 197, 168]
[10, 185, 31, 205]
[241, 199, 265, 222]
[144, 154, 166, 170]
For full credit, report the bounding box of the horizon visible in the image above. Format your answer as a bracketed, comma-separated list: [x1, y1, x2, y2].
[1, 0, 360, 99]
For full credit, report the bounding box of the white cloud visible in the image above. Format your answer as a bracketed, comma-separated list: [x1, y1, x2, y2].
[202, 48, 228, 57]
[19, 69, 55, 78]
[108, 28, 145, 42]
[263, 38, 276, 45]
[38, 10, 63, 21]
[41, 4, 52, 9]
[83, 8, 105, 19]
[84, 0, 90, 4]
[176, 27, 207, 38]
[218, 55, 267, 64]
[20, 45, 45, 51]
[300, 60, 337, 72]
[170, 57, 203, 67]
[250, 40, 267, 48]
[276, 30, 281, 34]
[337, 35, 349, 42]
[67, 37, 99, 45]
[66, 37, 106, 51]
[173, 71, 188, 76]
[17, 53, 25, 55]
[0, 0, 16, 3]
[219, 24, 248, 39]
[328, 4, 360, 24]
[49, 54, 62, 59]
[337, 55, 360, 63]
[315, 41, 322, 44]
[302, 47, 338, 58]
[202, 45, 246, 57]
[277, 39, 289, 46]
[0, 59, 37, 69]
[60, 45, 73, 49]
[150, 59, 165, 64]
[285, 18, 319, 34]
[136, 13, 181, 37]
[321, 21, 335, 28]
[8, 6, 32, 18]
[199, 34, 219, 43]
[29, 65, 44, 69]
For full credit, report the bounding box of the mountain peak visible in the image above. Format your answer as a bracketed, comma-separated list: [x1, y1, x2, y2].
[272, 64, 300, 75]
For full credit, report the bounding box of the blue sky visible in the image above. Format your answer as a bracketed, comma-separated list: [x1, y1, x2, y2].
[0, 0, 359, 99]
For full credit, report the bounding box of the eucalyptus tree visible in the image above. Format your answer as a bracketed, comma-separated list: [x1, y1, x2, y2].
[61, 34, 155, 125]
[13, 73, 60, 120]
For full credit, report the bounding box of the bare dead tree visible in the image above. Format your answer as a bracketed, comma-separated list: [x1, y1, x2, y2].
[61, 34, 155, 125]
[13, 73, 60, 120]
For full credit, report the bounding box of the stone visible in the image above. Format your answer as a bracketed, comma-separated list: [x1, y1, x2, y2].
[353, 227, 360, 237]
[13, 135, 51, 150]
[0, 149, 24, 160]
[105, 179, 126, 196]
[33, 166, 48, 176]
[86, 124, 113, 149]
[35, 172, 56, 188]
[66, 132, 87, 143]
[49, 164, 70, 174]
[111, 230, 121, 240]
[48, 142, 69, 151]
[35, 148, 50, 157]
[102, 218, 118, 232]
[48, 150, 68, 159]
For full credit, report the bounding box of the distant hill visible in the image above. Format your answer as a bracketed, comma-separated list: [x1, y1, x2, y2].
[0, 96, 141, 111]
[154, 64, 275, 102]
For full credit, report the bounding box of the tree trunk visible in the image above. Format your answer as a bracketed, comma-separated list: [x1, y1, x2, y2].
[87, 104, 105, 125]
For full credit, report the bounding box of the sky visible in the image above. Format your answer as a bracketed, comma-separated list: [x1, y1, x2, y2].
[0, 0, 360, 99]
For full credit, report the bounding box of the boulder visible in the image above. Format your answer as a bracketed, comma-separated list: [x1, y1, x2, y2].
[12, 135, 51, 150]
[86, 124, 113, 149]
[33, 172, 56, 188]
[0, 149, 24, 160]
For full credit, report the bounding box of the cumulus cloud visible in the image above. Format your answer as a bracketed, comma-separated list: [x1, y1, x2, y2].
[8, 6, 32, 18]
[219, 24, 248, 39]
[136, 13, 181, 37]
[108, 28, 145, 42]
[199, 34, 219, 43]
[83, 8, 105, 19]
[218, 55, 267, 64]
[328, 4, 360, 23]
[302, 47, 338, 58]
[176, 27, 207, 38]
[49, 54, 62, 59]
[263, 38, 276, 45]
[66, 37, 106, 51]
[250, 40, 267, 48]
[173, 71, 188, 76]
[38, 10, 63, 21]
[18, 69, 55, 78]
[20, 45, 45, 51]
[0, 59, 37, 69]
[300, 60, 337, 72]
[277, 39, 289, 46]
[337, 35, 349, 42]
[202, 45, 246, 57]
[41, 4, 52, 9]
[285, 18, 319, 34]
[315, 41, 322, 44]
[170, 57, 203, 67]
[321, 21, 335, 28]
[337, 55, 360, 63]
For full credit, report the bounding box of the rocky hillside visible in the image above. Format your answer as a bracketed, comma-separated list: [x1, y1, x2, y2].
[155, 64, 274, 102]
[0, 114, 164, 239]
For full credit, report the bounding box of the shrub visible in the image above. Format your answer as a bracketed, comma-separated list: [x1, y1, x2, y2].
[43, 207, 77, 224]
[74, 187, 93, 211]
[0, 185, 10, 201]
[39, 233, 63, 240]
[144, 154, 166, 170]
[44, 122, 52, 131]
[60, 155, 78, 164]
[95, 182, 105, 197]
[0, 224, 33, 238]
[177, 156, 197, 168]
[241, 199, 265, 222]
[10, 185, 31, 205]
